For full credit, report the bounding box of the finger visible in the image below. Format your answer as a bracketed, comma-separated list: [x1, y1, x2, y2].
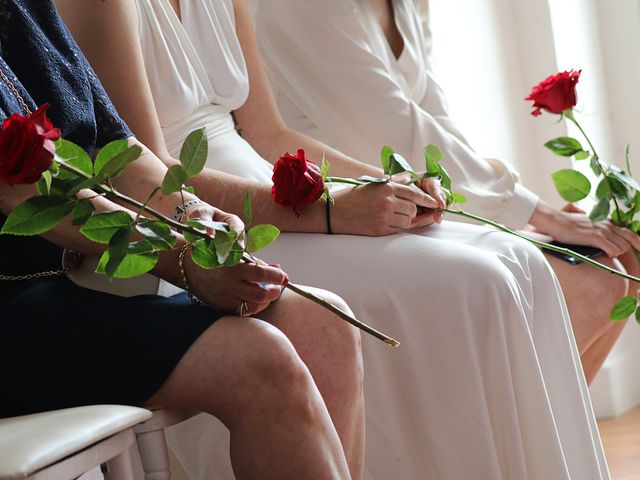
[435, 211, 444, 224]
[238, 282, 283, 304]
[393, 184, 438, 209]
[390, 212, 413, 230]
[562, 203, 586, 214]
[605, 228, 632, 255]
[214, 209, 245, 235]
[592, 234, 623, 257]
[408, 211, 436, 229]
[392, 197, 418, 218]
[613, 225, 640, 251]
[235, 299, 270, 317]
[422, 179, 447, 209]
[237, 263, 288, 285]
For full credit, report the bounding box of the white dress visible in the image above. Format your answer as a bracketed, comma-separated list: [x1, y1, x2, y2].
[134, 1, 609, 479]
[252, 0, 539, 230]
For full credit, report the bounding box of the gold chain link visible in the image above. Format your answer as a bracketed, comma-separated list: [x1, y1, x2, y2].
[0, 66, 68, 282]
[0, 68, 32, 115]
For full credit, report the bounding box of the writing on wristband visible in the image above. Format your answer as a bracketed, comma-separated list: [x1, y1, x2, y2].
[173, 199, 203, 222]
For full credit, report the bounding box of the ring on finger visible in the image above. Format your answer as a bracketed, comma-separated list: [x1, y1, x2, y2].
[238, 299, 249, 317]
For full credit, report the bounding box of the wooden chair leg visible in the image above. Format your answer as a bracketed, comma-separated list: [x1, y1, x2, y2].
[102, 447, 135, 480]
[135, 429, 172, 480]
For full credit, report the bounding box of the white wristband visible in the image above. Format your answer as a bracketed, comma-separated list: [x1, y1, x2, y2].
[173, 199, 203, 222]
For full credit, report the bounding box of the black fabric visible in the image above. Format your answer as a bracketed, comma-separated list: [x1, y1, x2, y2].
[0, 0, 131, 295]
[1, 277, 221, 418]
[0, 0, 223, 417]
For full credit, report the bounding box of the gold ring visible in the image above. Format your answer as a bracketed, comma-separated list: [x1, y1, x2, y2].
[238, 300, 249, 316]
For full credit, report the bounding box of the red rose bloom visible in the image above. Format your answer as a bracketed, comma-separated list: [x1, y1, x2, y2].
[271, 149, 325, 214]
[0, 104, 61, 185]
[525, 70, 581, 117]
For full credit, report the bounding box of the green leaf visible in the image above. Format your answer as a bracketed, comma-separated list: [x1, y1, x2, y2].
[551, 169, 591, 202]
[611, 208, 633, 225]
[610, 167, 640, 193]
[55, 139, 93, 176]
[80, 211, 132, 244]
[1, 196, 75, 236]
[439, 165, 452, 190]
[626, 144, 632, 177]
[65, 173, 108, 196]
[595, 178, 611, 199]
[224, 243, 244, 266]
[36, 170, 53, 195]
[425, 144, 444, 163]
[182, 185, 195, 194]
[246, 224, 280, 253]
[96, 240, 158, 278]
[590, 155, 603, 176]
[244, 193, 252, 226]
[191, 238, 220, 269]
[630, 221, 640, 233]
[574, 150, 590, 160]
[380, 146, 395, 175]
[179, 128, 208, 177]
[187, 218, 230, 233]
[357, 175, 389, 183]
[135, 220, 178, 250]
[451, 192, 468, 204]
[104, 227, 133, 277]
[213, 229, 239, 264]
[589, 197, 610, 221]
[636, 307, 640, 325]
[97, 145, 142, 178]
[387, 153, 415, 176]
[184, 229, 202, 244]
[610, 296, 637, 321]
[71, 199, 96, 226]
[161, 164, 188, 195]
[424, 145, 442, 175]
[94, 139, 129, 174]
[544, 137, 584, 157]
[320, 155, 330, 182]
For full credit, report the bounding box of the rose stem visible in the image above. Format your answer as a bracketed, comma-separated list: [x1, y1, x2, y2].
[59, 162, 401, 347]
[444, 207, 640, 284]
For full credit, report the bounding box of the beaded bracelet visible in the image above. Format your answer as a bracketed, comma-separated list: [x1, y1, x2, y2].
[178, 242, 203, 304]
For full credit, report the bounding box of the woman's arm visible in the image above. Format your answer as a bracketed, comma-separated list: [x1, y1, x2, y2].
[56, 0, 438, 235]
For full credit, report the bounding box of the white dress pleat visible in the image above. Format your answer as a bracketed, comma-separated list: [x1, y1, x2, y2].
[133, 1, 609, 478]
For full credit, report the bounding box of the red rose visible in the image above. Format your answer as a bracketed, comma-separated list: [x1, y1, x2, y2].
[525, 70, 581, 117]
[271, 149, 325, 214]
[0, 104, 61, 185]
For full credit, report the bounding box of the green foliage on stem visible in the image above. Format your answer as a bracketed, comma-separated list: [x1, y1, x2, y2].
[94, 140, 129, 174]
[246, 224, 280, 253]
[97, 145, 142, 178]
[161, 164, 189, 195]
[551, 169, 591, 202]
[244, 193, 252, 226]
[545, 137, 584, 157]
[80, 211, 132, 244]
[71, 199, 96, 225]
[1, 196, 75, 235]
[611, 296, 637, 321]
[135, 220, 177, 250]
[96, 240, 158, 278]
[55, 139, 93, 177]
[381, 145, 414, 176]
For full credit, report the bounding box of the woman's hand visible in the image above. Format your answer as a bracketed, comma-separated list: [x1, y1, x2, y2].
[181, 202, 288, 316]
[529, 201, 640, 257]
[331, 182, 439, 236]
[185, 257, 288, 316]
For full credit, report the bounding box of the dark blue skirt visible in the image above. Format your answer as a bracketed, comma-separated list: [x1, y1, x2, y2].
[0, 276, 224, 418]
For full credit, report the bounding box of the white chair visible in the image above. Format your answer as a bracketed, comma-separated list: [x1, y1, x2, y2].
[0, 405, 151, 480]
[133, 409, 198, 480]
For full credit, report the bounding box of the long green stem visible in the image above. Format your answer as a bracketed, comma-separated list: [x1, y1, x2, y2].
[60, 162, 400, 347]
[444, 207, 640, 284]
[326, 176, 367, 186]
[246, 254, 400, 347]
[565, 110, 623, 218]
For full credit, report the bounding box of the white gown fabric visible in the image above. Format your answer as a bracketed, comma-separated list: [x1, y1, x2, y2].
[252, 0, 539, 230]
[134, 1, 609, 479]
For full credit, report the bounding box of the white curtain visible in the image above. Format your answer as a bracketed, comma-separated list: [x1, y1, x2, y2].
[430, 0, 640, 416]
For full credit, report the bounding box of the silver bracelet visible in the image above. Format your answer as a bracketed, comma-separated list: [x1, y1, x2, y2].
[173, 199, 203, 222]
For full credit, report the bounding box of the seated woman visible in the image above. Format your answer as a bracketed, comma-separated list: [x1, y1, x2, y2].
[0, 2, 365, 479]
[57, 0, 609, 479]
[251, 0, 639, 384]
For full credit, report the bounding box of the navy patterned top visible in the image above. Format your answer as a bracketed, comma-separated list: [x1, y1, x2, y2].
[0, 0, 132, 296]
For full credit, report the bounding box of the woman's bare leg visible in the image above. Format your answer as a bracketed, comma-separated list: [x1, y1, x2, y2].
[146, 315, 352, 480]
[545, 254, 628, 383]
[257, 288, 365, 480]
